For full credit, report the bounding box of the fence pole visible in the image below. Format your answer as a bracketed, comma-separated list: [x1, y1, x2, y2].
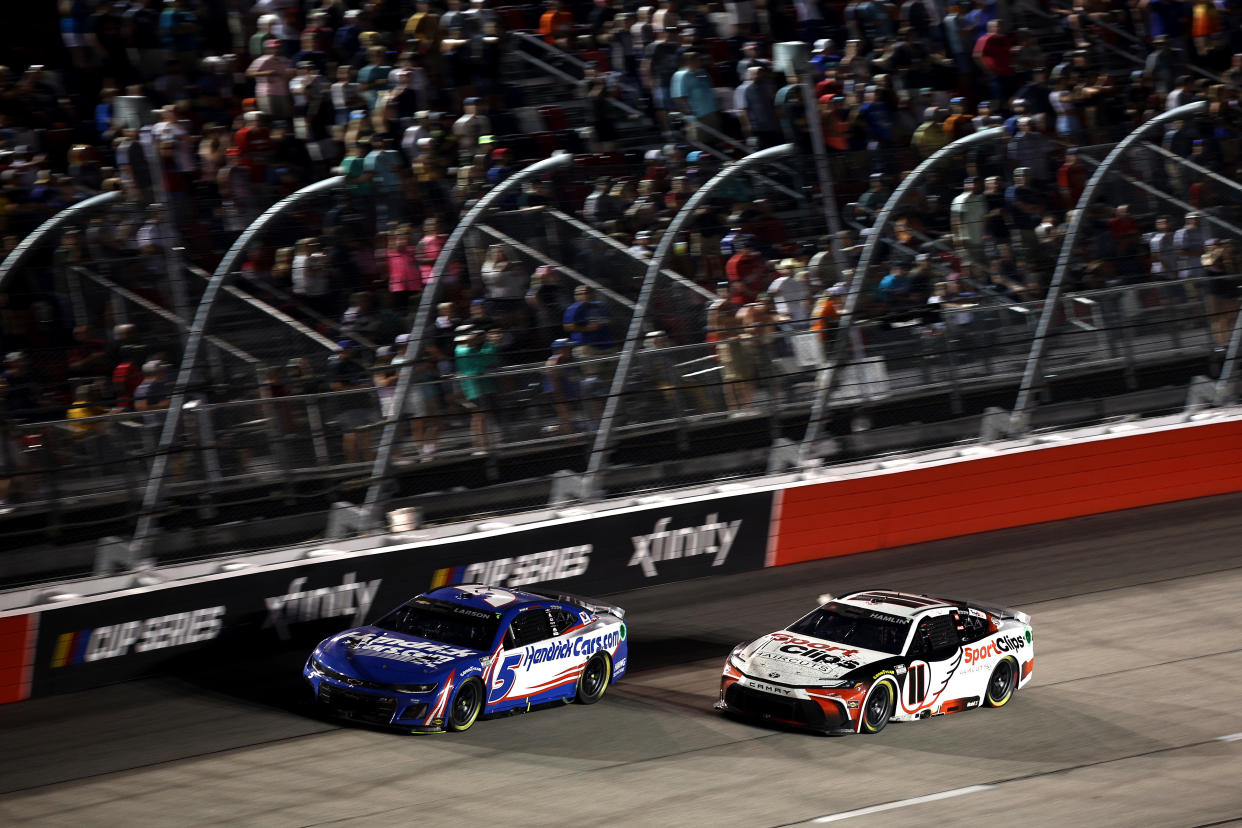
[361, 153, 572, 526]
[582, 144, 796, 496]
[130, 176, 345, 559]
[797, 127, 1004, 465]
[0, 191, 120, 293]
[1010, 101, 1208, 433]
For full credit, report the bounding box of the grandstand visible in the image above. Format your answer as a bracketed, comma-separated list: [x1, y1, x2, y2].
[0, 0, 1239, 583]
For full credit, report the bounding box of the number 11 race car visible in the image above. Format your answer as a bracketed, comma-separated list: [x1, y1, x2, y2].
[717, 589, 1033, 734]
[304, 584, 627, 732]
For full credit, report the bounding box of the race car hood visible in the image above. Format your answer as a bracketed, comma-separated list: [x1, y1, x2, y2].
[738, 632, 895, 684]
[316, 626, 487, 685]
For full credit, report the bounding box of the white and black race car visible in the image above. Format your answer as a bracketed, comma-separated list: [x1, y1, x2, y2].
[716, 589, 1033, 734]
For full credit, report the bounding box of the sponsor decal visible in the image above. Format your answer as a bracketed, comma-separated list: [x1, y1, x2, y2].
[431, 546, 592, 589]
[868, 610, 908, 624]
[767, 634, 862, 669]
[264, 572, 381, 639]
[745, 678, 795, 696]
[628, 514, 741, 578]
[51, 606, 226, 666]
[523, 630, 621, 665]
[346, 633, 476, 666]
[963, 633, 1027, 665]
[873, 668, 895, 679]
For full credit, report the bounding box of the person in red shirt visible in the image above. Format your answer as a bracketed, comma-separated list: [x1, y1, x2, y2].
[973, 20, 1015, 102]
[725, 235, 770, 306]
[1056, 148, 1089, 209]
[233, 110, 272, 198]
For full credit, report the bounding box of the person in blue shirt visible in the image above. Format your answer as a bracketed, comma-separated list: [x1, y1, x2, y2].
[563, 285, 613, 379]
[858, 85, 893, 146]
[878, 262, 912, 306]
[670, 51, 720, 141]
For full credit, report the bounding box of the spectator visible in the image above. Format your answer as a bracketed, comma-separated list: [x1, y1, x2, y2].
[563, 285, 613, 377]
[950, 176, 987, 267]
[326, 341, 375, 463]
[725, 235, 769, 305]
[1174, 211, 1206, 281]
[246, 39, 294, 122]
[671, 51, 720, 142]
[454, 326, 500, 451]
[1149, 214, 1178, 281]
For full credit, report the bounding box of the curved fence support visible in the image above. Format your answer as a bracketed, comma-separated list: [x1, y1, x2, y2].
[131, 176, 345, 558]
[0, 190, 120, 293]
[1009, 101, 1209, 432]
[797, 127, 1004, 465]
[583, 144, 797, 495]
[361, 153, 573, 525]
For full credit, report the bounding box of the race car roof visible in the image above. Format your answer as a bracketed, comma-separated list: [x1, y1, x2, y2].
[836, 589, 953, 618]
[424, 584, 550, 613]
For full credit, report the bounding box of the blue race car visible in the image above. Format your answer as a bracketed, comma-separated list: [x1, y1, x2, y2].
[303, 584, 628, 732]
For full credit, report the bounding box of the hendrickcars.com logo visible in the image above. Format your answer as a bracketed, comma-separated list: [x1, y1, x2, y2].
[430, 544, 591, 589]
[49, 606, 226, 667]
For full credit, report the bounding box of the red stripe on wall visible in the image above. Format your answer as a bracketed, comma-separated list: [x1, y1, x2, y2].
[772, 420, 1242, 566]
[0, 614, 37, 704]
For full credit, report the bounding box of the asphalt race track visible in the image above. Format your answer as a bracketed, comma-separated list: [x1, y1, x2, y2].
[2, 494, 1242, 827]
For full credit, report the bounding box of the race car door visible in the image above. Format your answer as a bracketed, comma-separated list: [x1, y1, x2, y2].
[488, 606, 580, 712]
[901, 610, 966, 716]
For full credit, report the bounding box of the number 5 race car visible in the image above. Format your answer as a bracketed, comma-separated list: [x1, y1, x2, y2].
[716, 589, 1033, 734]
[304, 584, 627, 732]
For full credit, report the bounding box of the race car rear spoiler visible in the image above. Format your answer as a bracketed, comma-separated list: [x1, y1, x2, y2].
[950, 598, 1031, 625]
[528, 589, 626, 620]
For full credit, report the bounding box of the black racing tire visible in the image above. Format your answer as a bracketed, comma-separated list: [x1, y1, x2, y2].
[860, 681, 894, 734]
[575, 653, 612, 705]
[448, 678, 484, 731]
[985, 657, 1017, 708]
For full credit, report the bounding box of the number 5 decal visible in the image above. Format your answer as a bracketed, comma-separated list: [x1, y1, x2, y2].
[490, 654, 522, 702]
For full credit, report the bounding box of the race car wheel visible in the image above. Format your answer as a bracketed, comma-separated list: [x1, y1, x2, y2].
[986, 658, 1017, 708]
[575, 653, 611, 705]
[860, 681, 894, 734]
[448, 678, 484, 731]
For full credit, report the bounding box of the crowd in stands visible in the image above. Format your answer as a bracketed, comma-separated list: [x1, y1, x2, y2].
[1, 0, 1241, 483]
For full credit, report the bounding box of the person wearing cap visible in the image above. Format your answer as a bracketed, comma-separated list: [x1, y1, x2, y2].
[951, 176, 987, 267]
[543, 337, 589, 434]
[247, 39, 294, 122]
[671, 51, 721, 142]
[911, 106, 950, 157]
[365, 136, 405, 226]
[944, 97, 975, 140]
[1175, 212, 1206, 282]
[452, 97, 492, 165]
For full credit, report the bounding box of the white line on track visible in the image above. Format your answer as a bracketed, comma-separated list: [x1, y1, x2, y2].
[808, 786, 994, 823]
[1217, 733, 1242, 742]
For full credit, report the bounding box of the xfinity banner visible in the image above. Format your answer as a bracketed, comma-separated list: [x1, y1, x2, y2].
[28, 491, 773, 697]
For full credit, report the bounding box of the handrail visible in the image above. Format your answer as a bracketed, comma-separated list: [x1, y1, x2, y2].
[511, 38, 646, 120]
[679, 117, 807, 203]
[186, 264, 348, 354]
[545, 208, 717, 301]
[1045, 0, 1234, 90]
[475, 223, 636, 309]
[73, 266, 259, 367]
[1142, 141, 1242, 201]
[1011, 100, 1210, 431]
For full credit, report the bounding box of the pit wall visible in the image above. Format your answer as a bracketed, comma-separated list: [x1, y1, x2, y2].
[4, 414, 1241, 703]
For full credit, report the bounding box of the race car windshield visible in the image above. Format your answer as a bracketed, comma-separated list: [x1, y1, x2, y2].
[374, 602, 501, 651]
[786, 603, 910, 655]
